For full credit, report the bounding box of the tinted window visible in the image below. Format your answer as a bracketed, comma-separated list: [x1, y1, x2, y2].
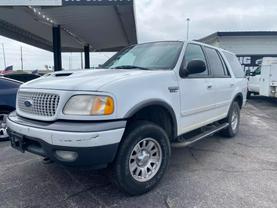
[254, 66, 261, 75]
[223, 51, 245, 78]
[184, 44, 208, 77]
[0, 78, 21, 90]
[204, 47, 226, 77]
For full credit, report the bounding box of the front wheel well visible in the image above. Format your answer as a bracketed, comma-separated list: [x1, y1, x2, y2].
[126, 105, 177, 141]
[0, 105, 15, 113]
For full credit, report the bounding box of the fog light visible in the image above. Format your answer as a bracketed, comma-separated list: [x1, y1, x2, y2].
[55, 150, 78, 162]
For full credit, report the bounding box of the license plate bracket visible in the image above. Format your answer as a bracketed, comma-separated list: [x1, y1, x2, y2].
[10, 132, 26, 153]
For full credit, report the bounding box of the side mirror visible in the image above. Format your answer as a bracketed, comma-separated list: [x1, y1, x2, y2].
[245, 69, 251, 76]
[180, 60, 206, 78]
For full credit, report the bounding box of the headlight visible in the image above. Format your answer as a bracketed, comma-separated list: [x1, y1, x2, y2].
[63, 95, 114, 115]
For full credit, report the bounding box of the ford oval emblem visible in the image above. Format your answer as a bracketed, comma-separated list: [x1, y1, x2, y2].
[24, 100, 33, 108]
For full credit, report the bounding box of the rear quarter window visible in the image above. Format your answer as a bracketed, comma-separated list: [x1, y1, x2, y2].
[223, 52, 245, 78]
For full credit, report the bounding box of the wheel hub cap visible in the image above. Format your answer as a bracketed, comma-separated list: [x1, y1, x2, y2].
[136, 150, 151, 167]
[129, 138, 162, 182]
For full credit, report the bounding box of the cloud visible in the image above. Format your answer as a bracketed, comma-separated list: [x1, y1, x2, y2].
[1, 0, 277, 70]
[136, 0, 277, 41]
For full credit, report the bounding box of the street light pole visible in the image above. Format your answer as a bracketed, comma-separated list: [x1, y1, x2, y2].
[20, 46, 23, 71]
[186, 18, 190, 41]
[2, 43, 6, 69]
[80, 52, 83, 69]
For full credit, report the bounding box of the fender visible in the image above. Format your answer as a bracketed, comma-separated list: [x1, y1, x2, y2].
[232, 92, 243, 108]
[124, 99, 178, 139]
[231, 92, 243, 109]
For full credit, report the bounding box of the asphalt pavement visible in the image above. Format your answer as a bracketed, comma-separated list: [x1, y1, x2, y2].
[1, 96, 277, 208]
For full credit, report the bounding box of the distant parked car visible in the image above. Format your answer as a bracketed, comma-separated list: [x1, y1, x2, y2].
[3, 73, 40, 83]
[0, 77, 22, 140]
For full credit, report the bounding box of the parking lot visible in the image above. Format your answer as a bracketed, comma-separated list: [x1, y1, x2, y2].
[1, 97, 277, 208]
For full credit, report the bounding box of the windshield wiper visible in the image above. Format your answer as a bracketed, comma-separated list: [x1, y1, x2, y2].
[112, 65, 150, 70]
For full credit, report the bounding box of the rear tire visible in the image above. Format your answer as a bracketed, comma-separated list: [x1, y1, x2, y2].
[113, 121, 171, 196]
[220, 102, 240, 138]
[247, 91, 252, 99]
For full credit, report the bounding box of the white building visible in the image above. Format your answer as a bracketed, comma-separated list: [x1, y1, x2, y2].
[198, 31, 277, 71]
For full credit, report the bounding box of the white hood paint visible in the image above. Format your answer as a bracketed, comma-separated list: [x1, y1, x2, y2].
[21, 69, 156, 91]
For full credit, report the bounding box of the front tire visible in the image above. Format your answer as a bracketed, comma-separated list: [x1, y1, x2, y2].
[113, 121, 171, 195]
[220, 102, 240, 138]
[0, 111, 9, 141]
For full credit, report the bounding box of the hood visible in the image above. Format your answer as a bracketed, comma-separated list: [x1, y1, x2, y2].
[21, 69, 155, 91]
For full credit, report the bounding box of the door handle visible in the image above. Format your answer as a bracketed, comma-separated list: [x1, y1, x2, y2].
[230, 83, 235, 87]
[207, 84, 213, 89]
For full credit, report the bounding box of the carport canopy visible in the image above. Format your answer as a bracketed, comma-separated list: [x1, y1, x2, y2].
[0, 0, 137, 70]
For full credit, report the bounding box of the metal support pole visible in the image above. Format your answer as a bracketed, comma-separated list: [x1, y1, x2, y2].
[80, 52, 83, 69]
[84, 45, 90, 69]
[52, 25, 62, 71]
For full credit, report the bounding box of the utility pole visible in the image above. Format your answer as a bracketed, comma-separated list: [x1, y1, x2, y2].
[20, 46, 23, 70]
[2, 43, 6, 69]
[186, 18, 190, 41]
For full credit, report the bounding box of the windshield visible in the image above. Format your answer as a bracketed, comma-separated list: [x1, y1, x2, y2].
[102, 41, 184, 70]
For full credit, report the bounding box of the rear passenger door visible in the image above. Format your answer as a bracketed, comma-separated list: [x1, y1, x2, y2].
[203, 47, 233, 117]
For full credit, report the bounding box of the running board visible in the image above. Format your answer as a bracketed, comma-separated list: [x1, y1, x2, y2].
[171, 123, 229, 148]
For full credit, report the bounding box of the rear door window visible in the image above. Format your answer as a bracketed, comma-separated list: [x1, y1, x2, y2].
[204, 47, 227, 77]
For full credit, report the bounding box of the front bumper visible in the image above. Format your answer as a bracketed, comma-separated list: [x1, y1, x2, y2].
[7, 112, 126, 167]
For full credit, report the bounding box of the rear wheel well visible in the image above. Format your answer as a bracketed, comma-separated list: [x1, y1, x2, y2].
[126, 105, 176, 141]
[233, 93, 243, 109]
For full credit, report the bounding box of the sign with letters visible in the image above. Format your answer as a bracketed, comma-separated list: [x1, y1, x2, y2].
[237, 55, 277, 72]
[0, 0, 62, 6]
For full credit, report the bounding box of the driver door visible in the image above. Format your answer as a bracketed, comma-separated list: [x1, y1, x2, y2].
[178, 43, 215, 134]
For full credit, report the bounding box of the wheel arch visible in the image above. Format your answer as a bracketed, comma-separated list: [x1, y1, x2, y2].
[124, 99, 178, 141]
[232, 92, 243, 109]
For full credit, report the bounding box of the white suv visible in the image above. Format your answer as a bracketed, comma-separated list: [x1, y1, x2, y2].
[7, 41, 247, 195]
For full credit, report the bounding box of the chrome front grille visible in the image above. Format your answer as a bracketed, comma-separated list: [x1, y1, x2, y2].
[17, 91, 60, 117]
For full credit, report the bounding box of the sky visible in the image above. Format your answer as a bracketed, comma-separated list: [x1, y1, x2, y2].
[1, 0, 277, 70]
